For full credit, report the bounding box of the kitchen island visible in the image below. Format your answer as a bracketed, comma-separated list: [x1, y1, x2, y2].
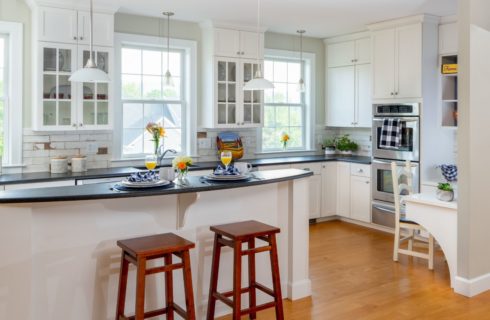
[0, 169, 312, 320]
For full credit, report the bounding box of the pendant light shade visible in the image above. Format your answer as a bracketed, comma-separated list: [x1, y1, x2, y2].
[297, 30, 306, 92]
[69, 0, 109, 83]
[163, 12, 175, 89]
[243, 0, 274, 91]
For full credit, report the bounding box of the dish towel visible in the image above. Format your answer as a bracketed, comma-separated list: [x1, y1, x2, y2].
[380, 118, 403, 148]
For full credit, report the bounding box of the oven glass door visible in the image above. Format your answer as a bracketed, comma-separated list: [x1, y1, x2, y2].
[372, 160, 420, 203]
[372, 117, 419, 161]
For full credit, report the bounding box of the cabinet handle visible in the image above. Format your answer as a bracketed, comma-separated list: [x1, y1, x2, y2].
[80, 36, 84, 40]
[73, 36, 77, 40]
[357, 169, 363, 173]
[79, 123, 83, 127]
[303, 168, 311, 171]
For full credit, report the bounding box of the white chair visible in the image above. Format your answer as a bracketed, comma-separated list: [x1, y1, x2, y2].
[392, 161, 434, 270]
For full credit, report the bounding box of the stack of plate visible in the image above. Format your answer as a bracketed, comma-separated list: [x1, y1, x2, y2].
[120, 179, 171, 189]
[204, 173, 250, 181]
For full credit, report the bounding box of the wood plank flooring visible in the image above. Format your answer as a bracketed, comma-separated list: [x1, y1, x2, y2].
[219, 220, 490, 319]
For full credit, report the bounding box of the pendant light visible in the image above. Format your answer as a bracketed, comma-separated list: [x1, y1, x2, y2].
[297, 30, 306, 92]
[69, 0, 110, 83]
[163, 12, 175, 88]
[243, 0, 274, 91]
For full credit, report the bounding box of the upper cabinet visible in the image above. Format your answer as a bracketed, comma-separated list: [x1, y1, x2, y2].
[369, 15, 439, 101]
[325, 33, 372, 128]
[214, 28, 263, 60]
[201, 24, 265, 128]
[439, 22, 458, 55]
[38, 6, 114, 47]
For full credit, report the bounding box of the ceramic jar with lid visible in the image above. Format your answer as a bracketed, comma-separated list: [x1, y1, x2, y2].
[71, 155, 87, 172]
[50, 157, 68, 174]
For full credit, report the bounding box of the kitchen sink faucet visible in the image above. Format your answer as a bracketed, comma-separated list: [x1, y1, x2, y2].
[156, 146, 177, 165]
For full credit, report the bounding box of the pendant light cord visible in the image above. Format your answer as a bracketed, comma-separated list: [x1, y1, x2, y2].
[256, 0, 262, 77]
[89, 0, 94, 62]
[167, 13, 170, 71]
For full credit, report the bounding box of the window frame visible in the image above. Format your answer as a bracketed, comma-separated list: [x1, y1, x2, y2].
[113, 33, 197, 160]
[0, 22, 23, 167]
[258, 49, 315, 153]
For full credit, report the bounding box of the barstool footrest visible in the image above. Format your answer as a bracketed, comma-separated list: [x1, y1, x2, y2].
[123, 306, 168, 320]
[254, 282, 275, 297]
[240, 301, 277, 316]
[222, 287, 250, 297]
[213, 292, 234, 307]
[145, 262, 184, 275]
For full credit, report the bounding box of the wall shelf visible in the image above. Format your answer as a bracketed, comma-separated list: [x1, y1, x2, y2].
[440, 54, 458, 128]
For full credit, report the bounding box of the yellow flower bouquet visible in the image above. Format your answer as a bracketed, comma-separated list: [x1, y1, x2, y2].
[146, 122, 166, 155]
[172, 155, 193, 179]
[280, 132, 290, 149]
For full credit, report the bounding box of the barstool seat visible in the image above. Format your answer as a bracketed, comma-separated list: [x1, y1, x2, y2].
[207, 220, 284, 320]
[116, 233, 196, 320]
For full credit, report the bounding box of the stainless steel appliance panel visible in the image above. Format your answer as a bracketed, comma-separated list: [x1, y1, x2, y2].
[372, 117, 420, 161]
[371, 159, 419, 203]
[371, 200, 396, 228]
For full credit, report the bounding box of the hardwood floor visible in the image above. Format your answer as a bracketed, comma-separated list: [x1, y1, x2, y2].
[219, 220, 490, 319]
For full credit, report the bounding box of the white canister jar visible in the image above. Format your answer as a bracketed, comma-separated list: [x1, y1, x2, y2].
[50, 157, 68, 174]
[71, 156, 87, 172]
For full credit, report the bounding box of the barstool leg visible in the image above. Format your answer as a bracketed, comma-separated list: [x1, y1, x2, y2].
[269, 235, 284, 320]
[115, 254, 129, 320]
[165, 254, 174, 320]
[135, 257, 147, 320]
[248, 238, 256, 319]
[207, 234, 222, 320]
[182, 250, 196, 320]
[232, 240, 242, 320]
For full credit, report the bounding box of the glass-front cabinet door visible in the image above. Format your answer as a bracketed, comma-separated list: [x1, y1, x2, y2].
[77, 46, 112, 129]
[215, 57, 239, 127]
[242, 60, 263, 127]
[40, 43, 77, 129]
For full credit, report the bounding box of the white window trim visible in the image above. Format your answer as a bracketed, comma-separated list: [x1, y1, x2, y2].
[257, 48, 316, 153]
[0, 21, 23, 166]
[113, 32, 197, 160]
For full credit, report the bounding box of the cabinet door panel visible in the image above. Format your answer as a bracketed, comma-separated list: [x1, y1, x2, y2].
[356, 64, 372, 127]
[78, 12, 114, 47]
[214, 28, 240, 57]
[355, 38, 371, 64]
[321, 162, 337, 217]
[350, 176, 371, 223]
[308, 175, 322, 219]
[39, 7, 77, 44]
[439, 23, 458, 55]
[372, 29, 396, 99]
[240, 31, 263, 59]
[326, 66, 355, 127]
[327, 41, 355, 67]
[336, 162, 351, 218]
[396, 24, 422, 98]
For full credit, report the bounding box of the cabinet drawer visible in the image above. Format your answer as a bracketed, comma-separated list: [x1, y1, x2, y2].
[350, 164, 370, 178]
[291, 163, 322, 175]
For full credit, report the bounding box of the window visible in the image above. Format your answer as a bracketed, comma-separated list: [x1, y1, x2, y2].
[261, 50, 314, 152]
[120, 46, 184, 156]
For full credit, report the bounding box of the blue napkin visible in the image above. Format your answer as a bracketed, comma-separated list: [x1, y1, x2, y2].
[213, 165, 240, 176]
[127, 170, 160, 182]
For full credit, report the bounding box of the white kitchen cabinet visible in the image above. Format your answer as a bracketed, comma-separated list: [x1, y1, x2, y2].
[326, 66, 355, 127]
[371, 22, 423, 100]
[350, 175, 371, 223]
[321, 162, 337, 217]
[214, 28, 263, 59]
[336, 162, 351, 218]
[356, 64, 372, 127]
[38, 6, 113, 47]
[439, 22, 458, 55]
[4, 180, 75, 191]
[326, 37, 370, 67]
[291, 163, 322, 219]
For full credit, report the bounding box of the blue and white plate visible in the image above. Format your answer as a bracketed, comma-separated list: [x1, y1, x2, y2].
[121, 179, 171, 188]
[204, 173, 250, 181]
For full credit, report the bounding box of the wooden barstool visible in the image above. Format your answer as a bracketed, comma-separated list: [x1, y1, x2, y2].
[115, 233, 196, 320]
[207, 220, 284, 320]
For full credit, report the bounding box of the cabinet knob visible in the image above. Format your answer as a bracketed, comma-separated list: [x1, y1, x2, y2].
[357, 169, 363, 173]
[365, 181, 370, 184]
[241, 51, 245, 55]
[395, 92, 398, 95]
[236, 51, 241, 55]
[80, 36, 84, 40]
[73, 36, 77, 40]
[79, 123, 83, 127]
[390, 92, 394, 96]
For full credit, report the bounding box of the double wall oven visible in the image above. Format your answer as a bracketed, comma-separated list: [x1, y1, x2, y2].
[371, 103, 420, 228]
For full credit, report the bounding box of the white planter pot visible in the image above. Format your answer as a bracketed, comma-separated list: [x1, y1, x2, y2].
[436, 189, 454, 202]
[338, 150, 353, 156]
[324, 148, 336, 155]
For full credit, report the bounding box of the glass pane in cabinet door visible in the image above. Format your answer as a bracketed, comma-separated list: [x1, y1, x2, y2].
[97, 102, 109, 125]
[243, 90, 251, 103]
[83, 50, 94, 67]
[253, 90, 261, 103]
[218, 83, 226, 103]
[83, 101, 95, 125]
[43, 74, 56, 99]
[43, 48, 57, 72]
[43, 101, 56, 126]
[96, 52, 109, 73]
[253, 104, 261, 123]
[243, 63, 252, 82]
[58, 75, 71, 100]
[227, 62, 236, 82]
[228, 104, 236, 124]
[228, 84, 236, 102]
[218, 61, 226, 82]
[243, 104, 252, 123]
[218, 104, 226, 124]
[58, 102, 71, 126]
[97, 83, 108, 100]
[59, 49, 72, 72]
[83, 82, 95, 100]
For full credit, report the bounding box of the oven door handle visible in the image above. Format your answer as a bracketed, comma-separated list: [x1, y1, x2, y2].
[373, 117, 419, 122]
[372, 204, 395, 214]
[372, 159, 417, 167]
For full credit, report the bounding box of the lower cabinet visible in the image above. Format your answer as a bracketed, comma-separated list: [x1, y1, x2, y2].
[336, 162, 351, 218]
[321, 162, 337, 217]
[350, 175, 371, 222]
[291, 163, 322, 219]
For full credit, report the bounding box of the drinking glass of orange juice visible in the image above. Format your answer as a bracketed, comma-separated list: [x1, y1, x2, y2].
[220, 151, 232, 170]
[145, 154, 158, 170]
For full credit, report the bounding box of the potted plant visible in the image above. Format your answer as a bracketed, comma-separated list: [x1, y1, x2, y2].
[335, 134, 358, 156]
[436, 182, 454, 202]
[322, 137, 337, 155]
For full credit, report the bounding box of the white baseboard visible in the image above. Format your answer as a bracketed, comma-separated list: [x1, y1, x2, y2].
[454, 273, 490, 297]
[287, 279, 312, 300]
[337, 217, 395, 234]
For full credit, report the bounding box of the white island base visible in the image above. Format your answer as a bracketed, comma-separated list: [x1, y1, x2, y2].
[0, 176, 310, 320]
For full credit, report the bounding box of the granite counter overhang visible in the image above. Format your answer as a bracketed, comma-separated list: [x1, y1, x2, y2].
[0, 169, 313, 204]
[0, 155, 370, 186]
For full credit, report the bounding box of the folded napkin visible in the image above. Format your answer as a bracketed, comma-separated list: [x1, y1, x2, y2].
[127, 170, 160, 183]
[213, 165, 240, 176]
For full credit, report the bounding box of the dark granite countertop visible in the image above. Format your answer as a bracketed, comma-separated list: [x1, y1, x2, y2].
[0, 169, 313, 204]
[0, 155, 370, 185]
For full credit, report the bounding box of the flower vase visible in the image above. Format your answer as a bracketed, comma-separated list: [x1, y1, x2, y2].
[153, 138, 160, 156]
[177, 169, 188, 180]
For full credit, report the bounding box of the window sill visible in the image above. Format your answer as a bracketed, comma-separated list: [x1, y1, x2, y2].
[254, 149, 319, 156]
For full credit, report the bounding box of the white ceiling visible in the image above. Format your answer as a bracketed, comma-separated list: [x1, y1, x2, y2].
[114, 0, 458, 38]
